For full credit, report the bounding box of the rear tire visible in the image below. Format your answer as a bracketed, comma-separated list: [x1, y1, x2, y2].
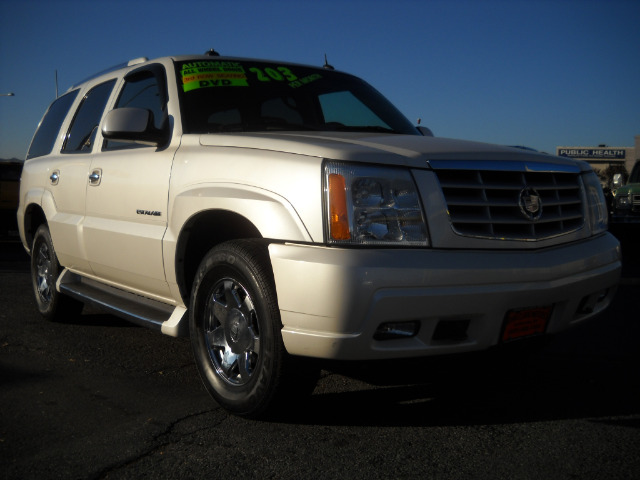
[30, 224, 83, 321]
[189, 240, 317, 418]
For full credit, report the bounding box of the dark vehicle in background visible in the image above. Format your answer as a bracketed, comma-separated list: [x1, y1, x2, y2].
[608, 160, 640, 269]
[0, 159, 23, 237]
[610, 160, 640, 224]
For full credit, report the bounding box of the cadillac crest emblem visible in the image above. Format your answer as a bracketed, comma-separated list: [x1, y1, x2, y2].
[519, 187, 542, 221]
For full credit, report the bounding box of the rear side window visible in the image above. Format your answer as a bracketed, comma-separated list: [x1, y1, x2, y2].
[63, 79, 116, 153]
[26, 90, 79, 159]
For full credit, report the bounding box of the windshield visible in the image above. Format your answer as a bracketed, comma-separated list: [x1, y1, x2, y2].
[175, 59, 418, 135]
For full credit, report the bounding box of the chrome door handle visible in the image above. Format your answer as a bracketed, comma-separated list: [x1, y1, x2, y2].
[49, 172, 59, 184]
[89, 169, 102, 186]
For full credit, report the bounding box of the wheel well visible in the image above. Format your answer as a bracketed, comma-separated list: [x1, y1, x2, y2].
[175, 210, 262, 304]
[22, 203, 47, 250]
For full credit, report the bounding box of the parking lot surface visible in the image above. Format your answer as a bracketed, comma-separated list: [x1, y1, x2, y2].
[1, 236, 639, 479]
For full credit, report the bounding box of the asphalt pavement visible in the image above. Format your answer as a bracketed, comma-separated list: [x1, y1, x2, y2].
[1, 231, 639, 479]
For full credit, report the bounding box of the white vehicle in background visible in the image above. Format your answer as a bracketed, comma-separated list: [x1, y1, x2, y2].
[17, 51, 621, 417]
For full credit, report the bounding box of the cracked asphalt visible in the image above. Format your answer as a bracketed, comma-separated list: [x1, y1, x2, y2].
[1, 235, 639, 479]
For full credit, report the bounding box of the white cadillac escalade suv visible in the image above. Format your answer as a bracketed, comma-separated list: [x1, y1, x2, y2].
[18, 51, 621, 417]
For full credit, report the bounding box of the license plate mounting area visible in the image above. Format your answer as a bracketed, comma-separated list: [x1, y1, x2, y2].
[501, 306, 552, 342]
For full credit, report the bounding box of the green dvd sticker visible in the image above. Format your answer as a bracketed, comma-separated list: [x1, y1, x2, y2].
[182, 61, 248, 92]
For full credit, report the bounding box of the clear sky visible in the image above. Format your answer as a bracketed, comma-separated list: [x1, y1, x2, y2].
[1, 0, 639, 160]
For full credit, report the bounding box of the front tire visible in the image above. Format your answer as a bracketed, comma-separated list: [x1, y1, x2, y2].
[30, 224, 83, 321]
[189, 240, 292, 417]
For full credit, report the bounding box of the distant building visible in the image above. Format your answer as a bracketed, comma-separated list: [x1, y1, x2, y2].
[557, 135, 639, 185]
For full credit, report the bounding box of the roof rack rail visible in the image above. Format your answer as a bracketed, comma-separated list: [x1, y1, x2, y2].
[69, 56, 149, 90]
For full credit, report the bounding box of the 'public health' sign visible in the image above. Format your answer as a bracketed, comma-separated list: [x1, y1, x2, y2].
[558, 148, 626, 159]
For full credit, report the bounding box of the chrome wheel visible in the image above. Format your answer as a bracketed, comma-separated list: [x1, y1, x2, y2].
[205, 277, 261, 386]
[30, 224, 83, 321]
[35, 241, 54, 305]
[190, 240, 316, 417]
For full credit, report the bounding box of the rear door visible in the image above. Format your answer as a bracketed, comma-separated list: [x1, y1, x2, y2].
[30, 81, 117, 273]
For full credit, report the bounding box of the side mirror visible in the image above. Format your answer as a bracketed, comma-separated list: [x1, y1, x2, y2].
[102, 107, 167, 146]
[612, 173, 624, 189]
[416, 126, 434, 137]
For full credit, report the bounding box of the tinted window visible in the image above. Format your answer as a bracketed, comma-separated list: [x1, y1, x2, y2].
[176, 60, 417, 135]
[63, 79, 116, 153]
[26, 90, 79, 159]
[319, 91, 388, 128]
[105, 69, 166, 150]
[119, 72, 164, 125]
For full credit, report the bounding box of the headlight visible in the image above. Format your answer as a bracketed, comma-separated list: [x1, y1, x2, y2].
[324, 161, 429, 246]
[583, 171, 608, 235]
[616, 194, 631, 209]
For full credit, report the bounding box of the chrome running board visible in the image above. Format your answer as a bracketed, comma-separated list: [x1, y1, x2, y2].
[57, 269, 187, 337]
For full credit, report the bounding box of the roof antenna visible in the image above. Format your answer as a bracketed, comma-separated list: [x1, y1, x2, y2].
[205, 48, 220, 56]
[323, 54, 334, 70]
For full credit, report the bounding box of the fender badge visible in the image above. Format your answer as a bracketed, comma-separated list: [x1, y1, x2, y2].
[136, 209, 162, 217]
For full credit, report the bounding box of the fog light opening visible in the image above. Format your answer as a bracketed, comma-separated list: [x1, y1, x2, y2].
[432, 319, 470, 342]
[374, 321, 420, 341]
[577, 289, 609, 315]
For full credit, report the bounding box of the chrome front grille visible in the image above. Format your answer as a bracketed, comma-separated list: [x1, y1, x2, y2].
[433, 167, 584, 240]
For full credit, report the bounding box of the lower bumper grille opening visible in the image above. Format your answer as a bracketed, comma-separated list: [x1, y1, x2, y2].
[576, 289, 609, 315]
[432, 319, 470, 342]
[374, 321, 420, 341]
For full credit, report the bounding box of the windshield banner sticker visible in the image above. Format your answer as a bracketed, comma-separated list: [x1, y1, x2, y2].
[288, 73, 322, 89]
[182, 62, 322, 91]
[181, 61, 248, 92]
[247, 66, 322, 89]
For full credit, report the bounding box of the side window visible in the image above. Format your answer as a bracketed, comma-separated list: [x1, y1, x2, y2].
[62, 79, 116, 153]
[26, 90, 79, 159]
[104, 69, 166, 150]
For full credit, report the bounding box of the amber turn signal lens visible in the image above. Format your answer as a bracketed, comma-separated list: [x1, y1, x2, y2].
[328, 173, 351, 240]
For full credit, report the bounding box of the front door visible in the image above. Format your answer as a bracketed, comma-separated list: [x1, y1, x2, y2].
[83, 66, 176, 299]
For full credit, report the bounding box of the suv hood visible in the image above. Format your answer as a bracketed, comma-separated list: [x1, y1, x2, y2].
[199, 132, 584, 170]
[616, 183, 640, 195]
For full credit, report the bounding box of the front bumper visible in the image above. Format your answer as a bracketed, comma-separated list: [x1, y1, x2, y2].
[269, 233, 621, 360]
